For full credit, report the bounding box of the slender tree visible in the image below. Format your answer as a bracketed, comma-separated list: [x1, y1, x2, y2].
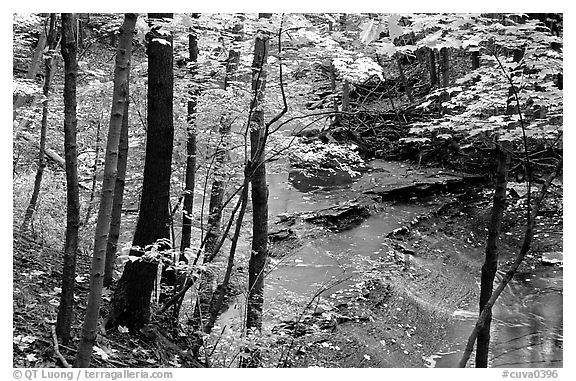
[75, 13, 137, 367]
[180, 32, 199, 257]
[246, 13, 271, 333]
[21, 13, 58, 232]
[471, 50, 480, 70]
[327, 59, 340, 126]
[429, 48, 438, 88]
[396, 53, 414, 103]
[56, 13, 81, 343]
[475, 145, 510, 367]
[84, 119, 102, 226]
[108, 13, 174, 330]
[440, 47, 450, 88]
[104, 74, 130, 287]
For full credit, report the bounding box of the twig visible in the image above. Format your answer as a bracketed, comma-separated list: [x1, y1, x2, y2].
[492, 51, 532, 221]
[278, 274, 352, 367]
[156, 276, 195, 315]
[50, 324, 71, 368]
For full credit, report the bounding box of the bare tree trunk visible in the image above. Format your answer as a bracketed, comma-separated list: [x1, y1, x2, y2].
[471, 50, 480, 70]
[246, 20, 270, 334]
[83, 119, 102, 226]
[180, 32, 199, 258]
[396, 53, 414, 103]
[475, 145, 509, 367]
[130, 13, 174, 249]
[341, 80, 350, 112]
[440, 47, 450, 88]
[108, 13, 174, 331]
[204, 177, 250, 335]
[56, 13, 81, 343]
[74, 13, 136, 367]
[429, 48, 438, 88]
[459, 158, 562, 368]
[21, 14, 58, 233]
[104, 75, 130, 288]
[328, 60, 340, 126]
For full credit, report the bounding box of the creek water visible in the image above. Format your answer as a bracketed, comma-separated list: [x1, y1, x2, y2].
[229, 160, 563, 368]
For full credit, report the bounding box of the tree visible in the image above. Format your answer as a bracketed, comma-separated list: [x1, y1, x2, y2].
[475, 145, 509, 367]
[56, 13, 81, 343]
[21, 13, 58, 232]
[104, 73, 130, 287]
[246, 13, 271, 334]
[439, 46, 450, 87]
[75, 13, 137, 367]
[428, 48, 438, 88]
[108, 13, 174, 330]
[131, 13, 174, 249]
[179, 31, 199, 257]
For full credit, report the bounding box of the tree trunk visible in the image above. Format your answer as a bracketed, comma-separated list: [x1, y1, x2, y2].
[56, 13, 81, 343]
[193, 23, 244, 332]
[459, 158, 562, 368]
[204, 176, 250, 335]
[475, 146, 509, 367]
[328, 60, 340, 126]
[471, 50, 480, 70]
[74, 13, 136, 367]
[246, 27, 269, 333]
[341, 80, 350, 113]
[440, 47, 450, 87]
[83, 120, 102, 226]
[180, 32, 199, 258]
[429, 48, 438, 88]
[104, 75, 130, 288]
[396, 53, 414, 103]
[21, 14, 58, 233]
[131, 13, 174, 250]
[108, 13, 174, 331]
[106, 257, 159, 330]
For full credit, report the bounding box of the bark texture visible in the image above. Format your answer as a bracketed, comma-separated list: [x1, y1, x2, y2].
[56, 13, 81, 343]
[440, 47, 450, 87]
[75, 13, 136, 367]
[475, 147, 510, 367]
[429, 48, 438, 88]
[180, 33, 199, 257]
[104, 77, 130, 287]
[108, 13, 174, 331]
[131, 13, 174, 249]
[246, 29, 269, 333]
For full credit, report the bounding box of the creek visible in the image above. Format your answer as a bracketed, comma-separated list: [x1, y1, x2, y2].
[219, 158, 563, 368]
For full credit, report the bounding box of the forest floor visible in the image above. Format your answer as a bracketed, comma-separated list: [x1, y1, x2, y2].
[12, 160, 563, 368]
[12, 229, 202, 368]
